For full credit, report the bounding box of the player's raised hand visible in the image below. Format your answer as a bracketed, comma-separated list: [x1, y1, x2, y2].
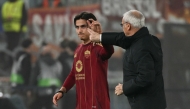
[87, 19, 102, 34]
[115, 83, 123, 96]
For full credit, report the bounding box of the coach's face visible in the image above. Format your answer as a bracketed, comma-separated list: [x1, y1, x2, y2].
[121, 18, 131, 37]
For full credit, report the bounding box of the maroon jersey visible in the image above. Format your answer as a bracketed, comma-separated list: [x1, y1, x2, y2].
[63, 42, 114, 109]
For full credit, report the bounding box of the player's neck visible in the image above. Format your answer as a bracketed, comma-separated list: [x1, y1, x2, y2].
[83, 40, 91, 45]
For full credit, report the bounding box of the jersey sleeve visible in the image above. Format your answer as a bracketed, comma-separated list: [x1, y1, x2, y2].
[98, 44, 114, 60]
[62, 64, 76, 92]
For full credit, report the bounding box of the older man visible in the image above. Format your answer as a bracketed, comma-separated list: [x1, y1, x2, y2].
[87, 10, 167, 109]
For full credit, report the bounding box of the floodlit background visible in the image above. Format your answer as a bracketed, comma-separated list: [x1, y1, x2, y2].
[0, 0, 190, 109]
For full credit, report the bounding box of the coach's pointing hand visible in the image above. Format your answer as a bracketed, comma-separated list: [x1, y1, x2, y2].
[87, 28, 101, 42]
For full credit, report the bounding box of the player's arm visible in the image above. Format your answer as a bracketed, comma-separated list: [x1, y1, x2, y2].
[98, 44, 114, 60]
[52, 86, 66, 106]
[52, 65, 76, 106]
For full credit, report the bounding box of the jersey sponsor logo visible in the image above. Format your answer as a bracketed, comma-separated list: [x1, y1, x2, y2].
[75, 74, 85, 80]
[76, 60, 83, 72]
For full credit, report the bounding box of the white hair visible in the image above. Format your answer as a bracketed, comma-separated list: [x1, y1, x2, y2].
[123, 10, 145, 28]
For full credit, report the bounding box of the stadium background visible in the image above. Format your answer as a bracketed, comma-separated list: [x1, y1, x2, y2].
[0, 0, 190, 109]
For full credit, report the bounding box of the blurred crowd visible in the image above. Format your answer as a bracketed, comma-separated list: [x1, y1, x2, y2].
[0, 35, 78, 109]
[0, 1, 80, 109]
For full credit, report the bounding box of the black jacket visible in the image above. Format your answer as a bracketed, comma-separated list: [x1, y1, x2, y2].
[102, 27, 166, 109]
[15, 51, 32, 86]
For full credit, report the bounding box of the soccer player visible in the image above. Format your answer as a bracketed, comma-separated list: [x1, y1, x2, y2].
[52, 12, 114, 109]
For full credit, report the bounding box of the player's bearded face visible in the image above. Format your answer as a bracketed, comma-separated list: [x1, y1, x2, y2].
[75, 19, 90, 41]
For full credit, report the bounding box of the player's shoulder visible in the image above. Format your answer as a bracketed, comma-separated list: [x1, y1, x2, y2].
[74, 44, 82, 52]
[93, 42, 103, 47]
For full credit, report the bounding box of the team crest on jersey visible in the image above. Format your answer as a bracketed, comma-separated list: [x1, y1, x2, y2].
[84, 50, 90, 58]
[76, 60, 83, 72]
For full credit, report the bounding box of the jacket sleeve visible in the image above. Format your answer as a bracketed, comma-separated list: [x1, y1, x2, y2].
[98, 44, 114, 60]
[101, 32, 131, 49]
[123, 49, 156, 96]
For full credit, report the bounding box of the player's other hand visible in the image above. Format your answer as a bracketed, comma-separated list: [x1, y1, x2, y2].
[52, 92, 63, 106]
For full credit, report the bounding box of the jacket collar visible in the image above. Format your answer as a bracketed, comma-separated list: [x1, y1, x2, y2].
[129, 27, 149, 41]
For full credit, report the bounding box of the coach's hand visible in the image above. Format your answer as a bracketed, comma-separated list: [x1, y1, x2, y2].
[87, 28, 101, 42]
[115, 83, 123, 96]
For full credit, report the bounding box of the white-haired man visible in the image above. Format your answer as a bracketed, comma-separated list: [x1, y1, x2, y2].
[87, 10, 167, 109]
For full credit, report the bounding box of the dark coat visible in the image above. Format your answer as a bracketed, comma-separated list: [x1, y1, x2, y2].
[102, 27, 166, 109]
[16, 51, 32, 86]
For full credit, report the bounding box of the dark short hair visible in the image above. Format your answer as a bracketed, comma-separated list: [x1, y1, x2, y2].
[21, 38, 33, 48]
[74, 12, 97, 26]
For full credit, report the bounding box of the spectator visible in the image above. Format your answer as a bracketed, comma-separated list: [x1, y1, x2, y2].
[57, 39, 78, 109]
[1, 0, 27, 51]
[30, 43, 62, 109]
[11, 38, 38, 87]
[10, 38, 39, 109]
